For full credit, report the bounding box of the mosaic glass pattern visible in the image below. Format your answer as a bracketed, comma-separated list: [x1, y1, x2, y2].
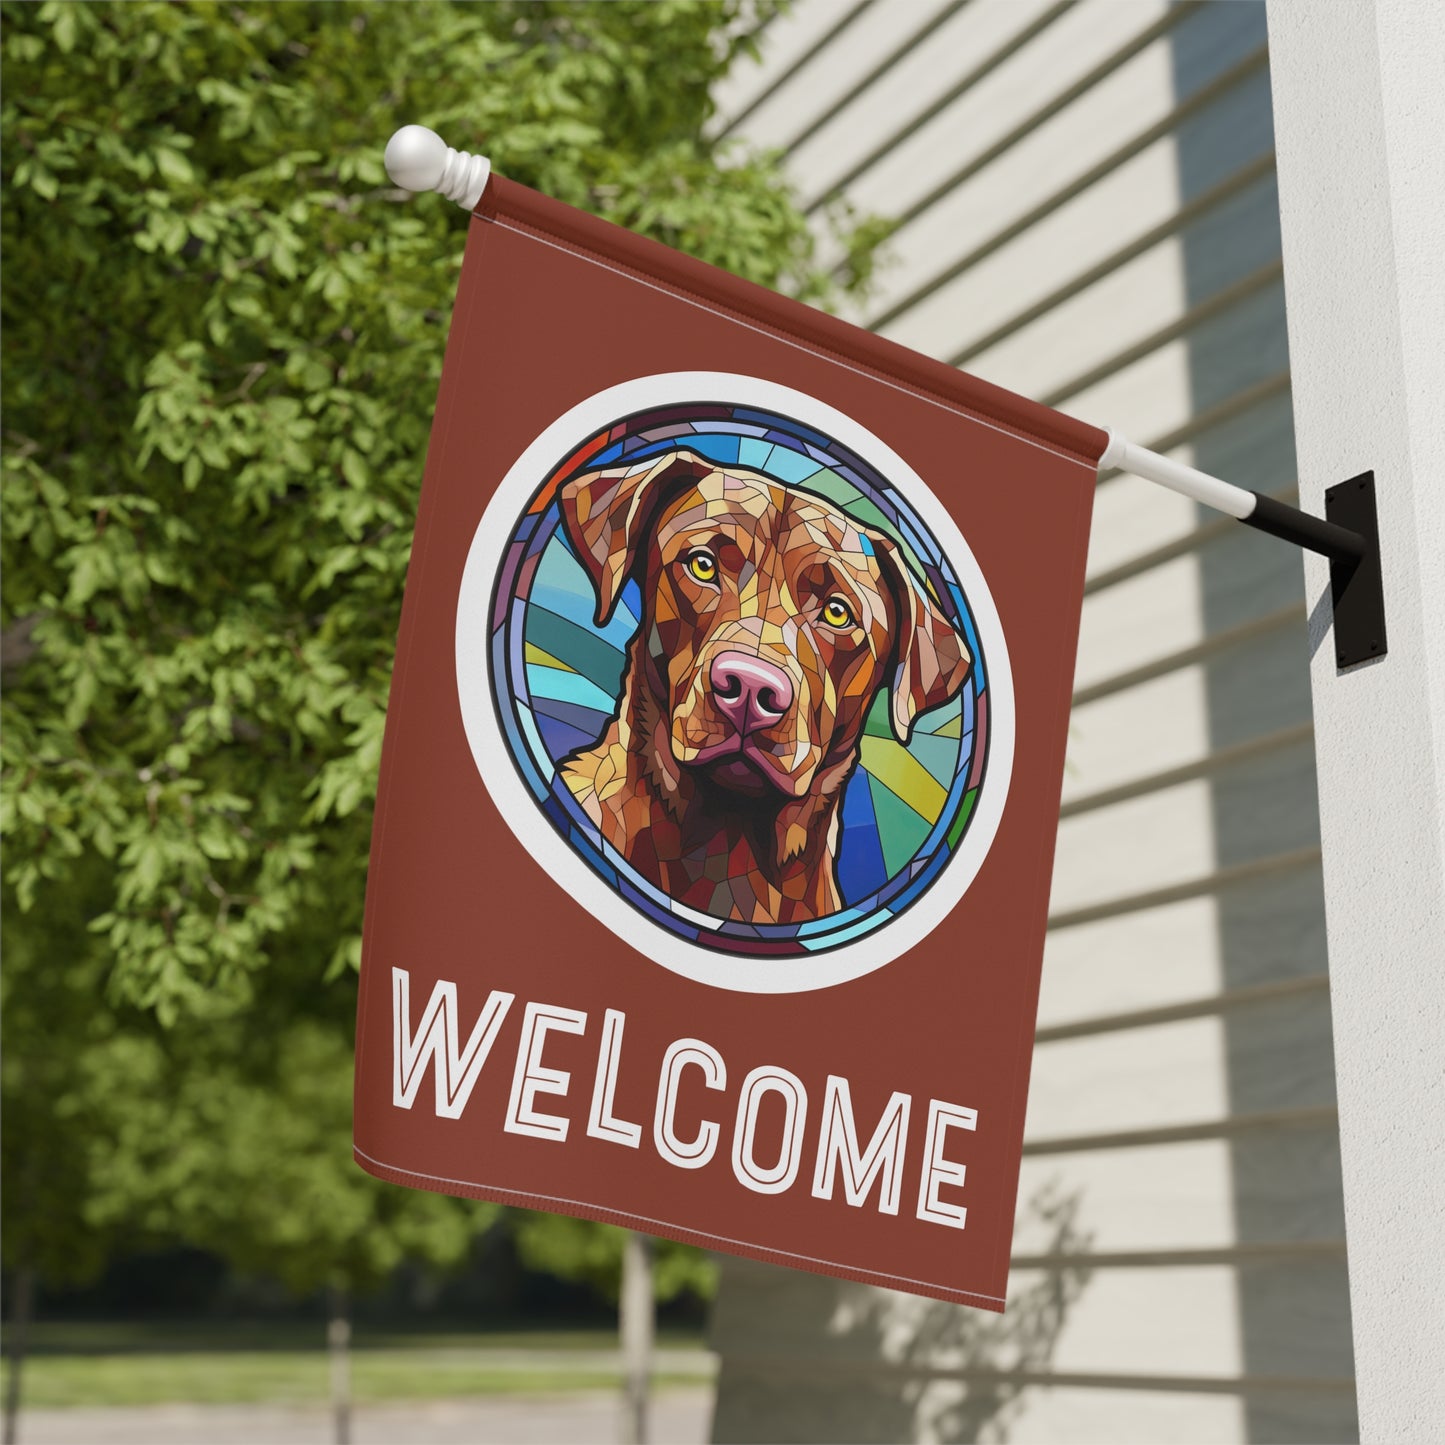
[487, 403, 991, 959]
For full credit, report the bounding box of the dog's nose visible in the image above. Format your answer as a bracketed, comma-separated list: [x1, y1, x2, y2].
[709, 652, 794, 736]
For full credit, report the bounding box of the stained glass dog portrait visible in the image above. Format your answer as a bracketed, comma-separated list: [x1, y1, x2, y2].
[558, 449, 971, 926]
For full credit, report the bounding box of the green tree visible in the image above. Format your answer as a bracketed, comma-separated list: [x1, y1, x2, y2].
[1, 899, 493, 1439]
[2, 0, 882, 1020]
[513, 1210, 718, 1306]
[1, 0, 885, 1399]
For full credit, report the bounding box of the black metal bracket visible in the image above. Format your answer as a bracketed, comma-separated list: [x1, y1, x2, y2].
[1324, 472, 1387, 668]
[1242, 471, 1386, 669]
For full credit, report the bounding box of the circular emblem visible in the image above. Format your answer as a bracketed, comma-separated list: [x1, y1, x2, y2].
[457, 374, 1013, 992]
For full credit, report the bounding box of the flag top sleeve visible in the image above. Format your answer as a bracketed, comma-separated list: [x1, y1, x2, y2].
[476, 176, 1109, 470]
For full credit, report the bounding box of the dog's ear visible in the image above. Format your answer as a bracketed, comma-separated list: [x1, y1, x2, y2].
[875, 536, 972, 745]
[559, 450, 713, 626]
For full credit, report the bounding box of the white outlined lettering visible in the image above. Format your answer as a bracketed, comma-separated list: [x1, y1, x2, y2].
[811, 1076, 911, 1214]
[916, 1100, 977, 1229]
[392, 967, 514, 1120]
[504, 1002, 587, 1142]
[654, 1039, 726, 1168]
[587, 1008, 642, 1148]
[732, 1065, 808, 1195]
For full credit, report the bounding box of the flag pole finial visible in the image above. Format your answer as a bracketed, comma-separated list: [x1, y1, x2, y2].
[384, 126, 491, 210]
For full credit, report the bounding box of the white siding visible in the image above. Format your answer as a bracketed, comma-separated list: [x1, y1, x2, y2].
[707, 3, 1355, 1441]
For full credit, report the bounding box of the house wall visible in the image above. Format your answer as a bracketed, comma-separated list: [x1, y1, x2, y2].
[706, 4, 1356, 1440]
[1267, 2, 1445, 1438]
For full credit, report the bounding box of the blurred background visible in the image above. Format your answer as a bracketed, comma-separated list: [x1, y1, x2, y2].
[1, 1, 1355, 1442]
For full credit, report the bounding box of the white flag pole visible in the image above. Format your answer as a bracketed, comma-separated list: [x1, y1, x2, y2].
[1098, 427, 1257, 519]
[378, 125, 1383, 663]
[1098, 428, 1383, 666]
[1099, 427, 1368, 563]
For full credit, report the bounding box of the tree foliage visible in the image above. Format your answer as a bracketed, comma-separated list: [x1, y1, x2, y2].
[2, 0, 884, 1303]
[513, 1211, 717, 1306]
[2, 0, 879, 1017]
[2, 895, 487, 1296]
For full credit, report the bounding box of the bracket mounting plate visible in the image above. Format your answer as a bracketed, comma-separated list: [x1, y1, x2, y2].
[1326, 471, 1386, 668]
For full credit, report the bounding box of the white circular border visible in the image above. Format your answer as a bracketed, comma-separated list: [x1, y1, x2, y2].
[456, 372, 1015, 993]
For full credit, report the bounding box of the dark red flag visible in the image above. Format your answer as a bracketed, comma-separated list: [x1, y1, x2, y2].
[353, 175, 1106, 1311]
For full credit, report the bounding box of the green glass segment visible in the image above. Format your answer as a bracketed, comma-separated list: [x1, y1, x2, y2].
[868, 774, 933, 879]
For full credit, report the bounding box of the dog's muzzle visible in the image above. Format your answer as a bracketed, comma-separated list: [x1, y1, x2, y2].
[708, 652, 794, 738]
[688, 651, 802, 794]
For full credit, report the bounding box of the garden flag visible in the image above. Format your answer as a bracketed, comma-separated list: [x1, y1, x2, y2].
[353, 171, 1108, 1312]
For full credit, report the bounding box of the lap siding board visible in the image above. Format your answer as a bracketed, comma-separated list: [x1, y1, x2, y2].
[707, 3, 1356, 1442]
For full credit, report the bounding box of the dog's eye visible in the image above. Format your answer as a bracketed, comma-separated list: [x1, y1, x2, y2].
[822, 596, 856, 629]
[684, 549, 718, 584]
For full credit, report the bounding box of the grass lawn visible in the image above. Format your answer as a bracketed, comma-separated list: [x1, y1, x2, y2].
[0, 1324, 714, 1409]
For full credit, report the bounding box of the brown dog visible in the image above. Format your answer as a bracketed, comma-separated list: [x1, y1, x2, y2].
[559, 449, 971, 926]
